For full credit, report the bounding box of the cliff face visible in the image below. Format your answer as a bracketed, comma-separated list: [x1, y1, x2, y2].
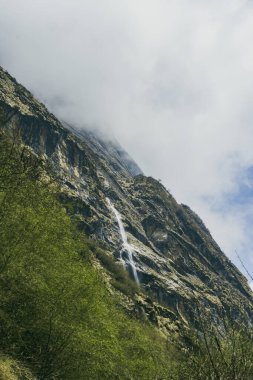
[1, 66, 253, 334]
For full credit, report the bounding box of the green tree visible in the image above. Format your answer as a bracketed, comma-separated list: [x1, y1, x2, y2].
[0, 131, 173, 379]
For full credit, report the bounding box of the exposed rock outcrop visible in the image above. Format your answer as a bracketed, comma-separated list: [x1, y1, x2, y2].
[1, 66, 252, 334]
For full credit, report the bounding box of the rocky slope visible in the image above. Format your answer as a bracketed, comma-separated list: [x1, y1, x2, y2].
[1, 66, 253, 334]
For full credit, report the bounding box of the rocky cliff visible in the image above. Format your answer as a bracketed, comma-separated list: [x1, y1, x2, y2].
[1, 66, 253, 335]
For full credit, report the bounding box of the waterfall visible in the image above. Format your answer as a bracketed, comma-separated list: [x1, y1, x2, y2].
[106, 198, 140, 284]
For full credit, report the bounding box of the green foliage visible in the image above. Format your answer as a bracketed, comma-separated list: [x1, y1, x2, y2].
[174, 310, 253, 380]
[0, 132, 173, 379]
[94, 248, 139, 296]
[3, 131, 253, 379]
[0, 354, 35, 380]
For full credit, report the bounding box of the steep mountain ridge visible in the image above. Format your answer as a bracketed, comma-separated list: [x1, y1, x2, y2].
[1, 66, 252, 334]
[64, 122, 143, 177]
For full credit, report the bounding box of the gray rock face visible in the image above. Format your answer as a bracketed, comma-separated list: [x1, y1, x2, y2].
[1, 66, 253, 333]
[63, 122, 143, 178]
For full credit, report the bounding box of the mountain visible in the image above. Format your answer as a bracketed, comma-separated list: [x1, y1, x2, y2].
[1, 66, 253, 335]
[64, 122, 143, 177]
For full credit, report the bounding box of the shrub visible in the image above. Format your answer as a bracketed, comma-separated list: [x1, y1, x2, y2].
[0, 132, 173, 379]
[0, 355, 34, 380]
[175, 309, 253, 380]
[94, 248, 139, 296]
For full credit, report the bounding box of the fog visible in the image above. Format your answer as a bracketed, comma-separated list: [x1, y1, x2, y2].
[1, 0, 253, 282]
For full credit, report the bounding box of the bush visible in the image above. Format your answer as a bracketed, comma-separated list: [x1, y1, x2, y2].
[174, 309, 253, 380]
[0, 355, 34, 380]
[94, 248, 139, 296]
[0, 132, 173, 379]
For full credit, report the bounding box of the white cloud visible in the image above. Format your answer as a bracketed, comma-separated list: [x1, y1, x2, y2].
[1, 0, 253, 277]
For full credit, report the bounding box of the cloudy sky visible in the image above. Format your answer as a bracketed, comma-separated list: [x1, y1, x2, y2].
[1, 0, 253, 286]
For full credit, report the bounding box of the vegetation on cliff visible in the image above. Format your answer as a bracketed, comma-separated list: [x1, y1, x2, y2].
[1, 122, 253, 380]
[0, 132, 175, 379]
[1, 65, 253, 337]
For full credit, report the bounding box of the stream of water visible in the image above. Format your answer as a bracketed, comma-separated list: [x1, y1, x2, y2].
[106, 198, 140, 284]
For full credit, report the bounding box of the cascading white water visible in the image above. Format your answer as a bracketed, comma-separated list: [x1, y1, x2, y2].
[106, 198, 140, 284]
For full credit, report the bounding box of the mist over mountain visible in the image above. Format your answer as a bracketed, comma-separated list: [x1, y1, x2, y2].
[1, 65, 253, 333]
[1, 1, 253, 281]
[2, 27, 253, 376]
